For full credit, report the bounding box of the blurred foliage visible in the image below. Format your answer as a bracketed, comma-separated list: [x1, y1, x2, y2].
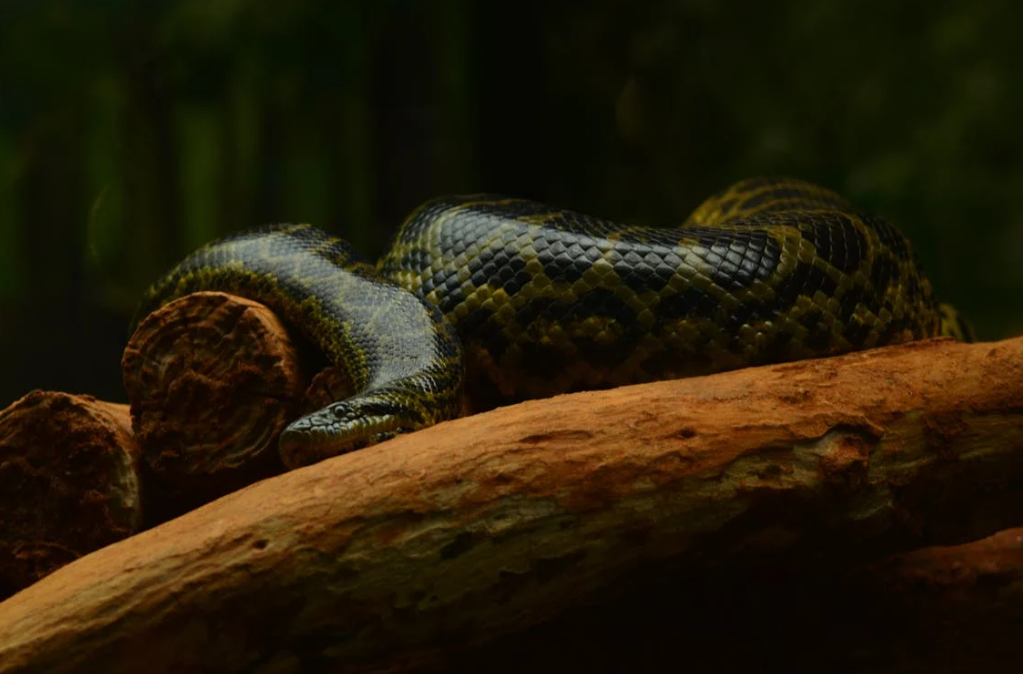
[0, 0, 1020, 407]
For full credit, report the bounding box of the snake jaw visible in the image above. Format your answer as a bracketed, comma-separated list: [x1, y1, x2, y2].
[277, 398, 419, 468]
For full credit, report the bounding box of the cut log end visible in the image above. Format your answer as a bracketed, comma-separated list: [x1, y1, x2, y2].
[121, 291, 304, 522]
[0, 391, 139, 599]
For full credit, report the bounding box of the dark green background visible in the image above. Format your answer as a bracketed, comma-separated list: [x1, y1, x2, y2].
[1, 0, 1020, 409]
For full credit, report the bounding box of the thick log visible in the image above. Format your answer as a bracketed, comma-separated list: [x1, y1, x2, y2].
[122, 291, 306, 523]
[0, 392, 140, 599]
[2, 336, 1023, 673]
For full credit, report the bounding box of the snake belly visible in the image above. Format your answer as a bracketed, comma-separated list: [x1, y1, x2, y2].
[133, 177, 964, 460]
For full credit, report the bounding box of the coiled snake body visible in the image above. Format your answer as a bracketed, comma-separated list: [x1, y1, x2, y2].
[133, 177, 970, 460]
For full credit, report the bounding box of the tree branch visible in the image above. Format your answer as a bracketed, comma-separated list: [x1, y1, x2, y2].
[1, 336, 1022, 673]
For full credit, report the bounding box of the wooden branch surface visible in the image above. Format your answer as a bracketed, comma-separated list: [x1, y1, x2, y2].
[2, 336, 1023, 673]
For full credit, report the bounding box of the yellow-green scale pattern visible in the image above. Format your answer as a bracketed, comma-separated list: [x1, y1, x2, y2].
[135, 177, 971, 458]
[131, 223, 463, 457]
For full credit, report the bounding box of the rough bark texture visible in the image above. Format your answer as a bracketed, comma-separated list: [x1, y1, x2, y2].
[2, 336, 1023, 673]
[122, 291, 303, 523]
[0, 391, 140, 600]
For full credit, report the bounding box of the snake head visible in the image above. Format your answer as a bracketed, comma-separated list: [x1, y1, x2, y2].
[277, 395, 423, 469]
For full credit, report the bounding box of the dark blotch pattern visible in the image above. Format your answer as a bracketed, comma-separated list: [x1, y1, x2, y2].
[693, 228, 780, 291]
[773, 262, 836, 309]
[136, 177, 950, 453]
[802, 213, 866, 274]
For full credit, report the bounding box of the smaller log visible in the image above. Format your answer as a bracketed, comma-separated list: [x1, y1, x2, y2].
[122, 291, 304, 524]
[866, 525, 1023, 653]
[410, 525, 1023, 674]
[0, 391, 140, 599]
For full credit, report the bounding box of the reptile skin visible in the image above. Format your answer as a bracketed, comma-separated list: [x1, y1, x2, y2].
[133, 177, 970, 460]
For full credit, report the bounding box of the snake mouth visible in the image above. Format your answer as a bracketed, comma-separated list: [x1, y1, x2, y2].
[277, 411, 409, 469]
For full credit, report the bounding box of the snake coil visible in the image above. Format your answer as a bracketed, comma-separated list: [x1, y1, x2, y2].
[133, 177, 969, 460]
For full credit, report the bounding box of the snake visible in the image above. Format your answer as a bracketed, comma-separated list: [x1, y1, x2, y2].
[132, 177, 971, 464]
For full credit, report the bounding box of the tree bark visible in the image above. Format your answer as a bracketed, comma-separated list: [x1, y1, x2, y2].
[2, 336, 1023, 674]
[0, 391, 140, 599]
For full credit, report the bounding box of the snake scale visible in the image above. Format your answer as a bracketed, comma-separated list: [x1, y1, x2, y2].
[132, 177, 971, 461]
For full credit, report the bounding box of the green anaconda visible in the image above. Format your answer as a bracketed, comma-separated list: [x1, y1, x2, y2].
[132, 177, 970, 460]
